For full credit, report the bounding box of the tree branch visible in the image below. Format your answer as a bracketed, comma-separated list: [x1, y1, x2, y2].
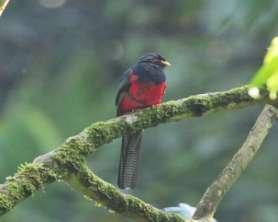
[0, 85, 272, 217]
[193, 105, 278, 221]
[0, 0, 11, 16]
[65, 163, 185, 222]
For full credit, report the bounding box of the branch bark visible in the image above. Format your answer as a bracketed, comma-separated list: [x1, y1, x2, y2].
[0, 85, 273, 218]
[193, 105, 278, 221]
[65, 163, 185, 222]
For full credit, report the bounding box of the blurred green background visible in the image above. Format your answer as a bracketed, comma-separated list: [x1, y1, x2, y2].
[1, 0, 278, 221]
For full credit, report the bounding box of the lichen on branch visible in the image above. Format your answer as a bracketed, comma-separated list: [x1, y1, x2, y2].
[65, 163, 185, 222]
[0, 162, 57, 215]
[0, 85, 273, 219]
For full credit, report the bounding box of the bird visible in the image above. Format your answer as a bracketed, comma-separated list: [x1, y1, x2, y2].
[115, 52, 171, 189]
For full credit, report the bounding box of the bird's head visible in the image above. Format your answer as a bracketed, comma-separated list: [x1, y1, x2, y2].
[138, 52, 171, 69]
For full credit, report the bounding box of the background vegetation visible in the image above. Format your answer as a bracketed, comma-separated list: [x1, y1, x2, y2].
[1, 0, 278, 221]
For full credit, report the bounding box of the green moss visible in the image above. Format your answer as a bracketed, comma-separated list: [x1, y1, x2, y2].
[0, 193, 13, 213]
[86, 120, 125, 147]
[7, 163, 55, 198]
[0, 162, 57, 215]
[65, 163, 185, 222]
[0, 85, 270, 218]
[47, 86, 262, 170]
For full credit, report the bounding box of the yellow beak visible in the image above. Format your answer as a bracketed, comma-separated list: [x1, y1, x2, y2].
[161, 60, 171, 66]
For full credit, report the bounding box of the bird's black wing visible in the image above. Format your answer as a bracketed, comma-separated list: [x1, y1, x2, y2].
[115, 68, 132, 115]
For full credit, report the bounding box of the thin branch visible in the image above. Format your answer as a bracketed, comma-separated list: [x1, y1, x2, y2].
[0, 85, 272, 216]
[193, 105, 278, 220]
[0, 0, 11, 16]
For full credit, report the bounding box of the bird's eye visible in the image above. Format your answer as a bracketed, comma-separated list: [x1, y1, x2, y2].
[158, 55, 163, 60]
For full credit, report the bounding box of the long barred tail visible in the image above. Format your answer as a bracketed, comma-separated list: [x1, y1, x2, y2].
[117, 131, 142, 189]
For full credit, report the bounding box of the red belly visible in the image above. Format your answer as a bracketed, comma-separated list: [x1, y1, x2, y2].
[119, 81, 166, 114]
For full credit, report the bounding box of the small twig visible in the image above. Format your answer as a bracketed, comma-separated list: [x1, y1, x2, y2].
[193, 105, 278, 220]
[0, 0, 11, 16]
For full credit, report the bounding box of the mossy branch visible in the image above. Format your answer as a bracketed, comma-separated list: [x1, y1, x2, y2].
[0, 162, 57, 215]
[193, 105, 278, 220]
[0, 0, 10, 16]
[65, 163, 185, 222]
[0, 85, 274, 219]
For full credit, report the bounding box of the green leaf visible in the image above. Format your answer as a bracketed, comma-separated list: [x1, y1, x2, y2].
[249, 37, 278, 100]
[0, 0, 10, 16]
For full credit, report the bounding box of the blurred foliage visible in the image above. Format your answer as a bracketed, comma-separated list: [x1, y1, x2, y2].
[0, 1, 278, 222]
[249, 37, 278, 100]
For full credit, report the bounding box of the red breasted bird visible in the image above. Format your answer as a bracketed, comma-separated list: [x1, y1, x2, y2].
[115, 53, 171, 189]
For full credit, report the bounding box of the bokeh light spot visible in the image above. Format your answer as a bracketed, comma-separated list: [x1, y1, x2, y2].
[38, 0, 66, 8]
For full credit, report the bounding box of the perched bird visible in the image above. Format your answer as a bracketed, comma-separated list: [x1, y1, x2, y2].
[115, 52, 171, 189]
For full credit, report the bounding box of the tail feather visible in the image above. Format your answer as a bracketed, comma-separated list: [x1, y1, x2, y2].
[118, 131, 142, 189]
